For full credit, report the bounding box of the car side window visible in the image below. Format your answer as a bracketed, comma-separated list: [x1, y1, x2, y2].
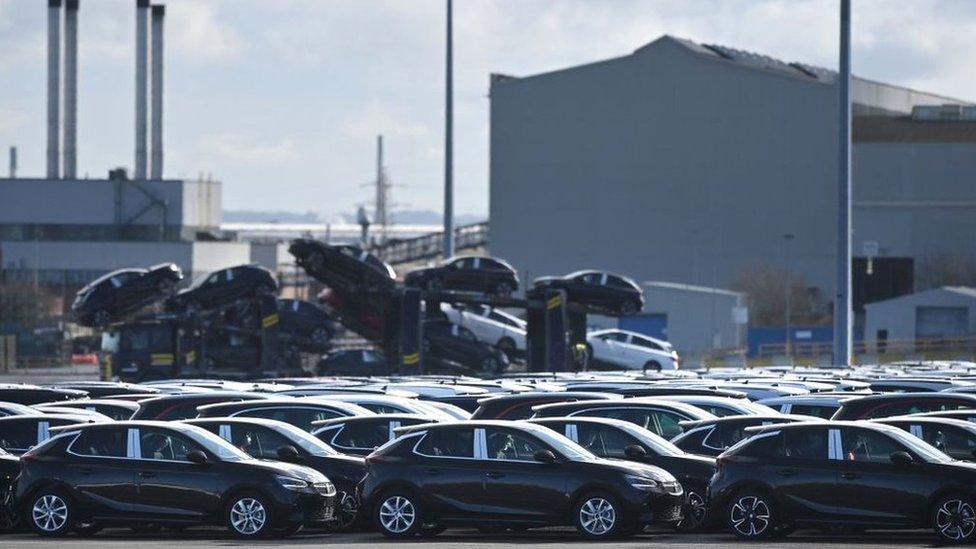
[631, 337, 663, 350]
[0, 422, 40, 452]
[139, 428, 202, 462]
[783, 428, 829, 460]
[575, 424, 639, 459]
[415, 428, 474, 458]
[333, 422, 390, 451]
[704, 424, 749, 451]
[790, 404, 836, 419]
[485, 427, 546, 461]
[841, 428, 905, 463]
[230, 426, 292, 459]
[606, 275, 631, 289]
[236, 407, 342, 431]
[921, 425, 976, 457]
[71, 428, 127, 458]
[739, 431, 787, 458]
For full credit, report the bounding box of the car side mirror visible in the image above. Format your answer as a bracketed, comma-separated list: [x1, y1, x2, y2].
[277, 445, 302, 462]
[186, 450, 208, 465]
[624, 444, 648, 459]
[534, 449, 557, 464]
[890, 451, 914, 467]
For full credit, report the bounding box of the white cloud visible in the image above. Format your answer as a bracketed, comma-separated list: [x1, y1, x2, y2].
[167, 1, 247, 63]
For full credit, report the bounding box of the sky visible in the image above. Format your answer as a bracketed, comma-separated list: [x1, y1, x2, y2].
[2, 0, 976, 221]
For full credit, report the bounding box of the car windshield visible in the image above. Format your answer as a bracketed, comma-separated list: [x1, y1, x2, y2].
[183, 428, 252, 462]
[613, 421, 684, 456]
[883, 426, 954, 463]
[269, 422, 339, 457]
[518, 423, 595, 461]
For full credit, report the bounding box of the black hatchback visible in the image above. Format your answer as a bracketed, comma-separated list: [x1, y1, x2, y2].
[361, 420, 684, 539]
[289, 240, 396, 293]
[405, 256, 519, 296]
[708, 420, 976, 543]
[16, 421, 335, 538]
[532, 270, 644, 316]
[423, 320, 509, 375]
[72, 263, 183, 327]
[168, 264, 277, 311]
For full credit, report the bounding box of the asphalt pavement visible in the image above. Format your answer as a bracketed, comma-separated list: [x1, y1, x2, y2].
[0, 527, 944, 548]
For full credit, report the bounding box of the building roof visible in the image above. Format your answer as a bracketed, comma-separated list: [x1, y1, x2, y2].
[854, 116, 976, 143]
[864, 286, 976, 308]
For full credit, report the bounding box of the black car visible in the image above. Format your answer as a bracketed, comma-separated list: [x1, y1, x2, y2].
[670, 415, 816, 457]
[311, 414, 438, 456]
[289, 240, 396, 293]
[708, 420, 976, 542]
[16, 421, 335, 538]
[72, 263, 183, 327]
[0, 448, 18, 531]
[405, 256, 519, 296]
[530, 398, 717, 440]
[361, 420, 684, 539]
[0, 414, 92, 455]
[424, 320, 509, 375]
[168, 264, 278, 311]
[278, 299, 336, 350]
[184, 417, 366, 530]
[130, 392, 271, 421]
[195, 399, 374, 431]
[0, 385, 88, 405]
[471, 392, 620, 420]
[874, 416, 976, 462]
[317, 349, 391, 376]
[831, 392, 976, 420]
[532, 270, 644, 315]
[35, 399, 139, 421]
[530, 417, 716, 531]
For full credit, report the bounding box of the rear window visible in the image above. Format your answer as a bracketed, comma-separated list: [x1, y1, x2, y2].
[71, 428, 127, 458]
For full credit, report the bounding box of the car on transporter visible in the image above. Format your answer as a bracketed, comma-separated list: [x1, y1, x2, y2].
[289, 240, 397, 293]
[16, 421, 335, 538]
[361, 421, 685, 539]
[71, 263, 183, 328]
[585, 329, 680, 371]
[708, 420, 976, 543]
[423, 319, 510, 376]
[532, 270, 644, 316]
[405, 256, 519, 296]
[166, 264, 278, 312]
[442, 304, 527, 359]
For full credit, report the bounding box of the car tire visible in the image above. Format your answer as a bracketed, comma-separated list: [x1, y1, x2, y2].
[673, 486, 708, 532]
[643, 361, 662, 373]
[932, 495, 976, 543]
[619, 301, 639, 316]
[481, 356, 502, 376]
[311, 327, 331, 346]
[226, 492, 273, 539]
[375, 491, 424, 538]
[92, 309, 111, 328]
[332, 490, 359, 531]
[496, 337, 517, 359]
[574, 491, 630, 539]
[27, 490, 73, 537]
[727, 490, 776, 540]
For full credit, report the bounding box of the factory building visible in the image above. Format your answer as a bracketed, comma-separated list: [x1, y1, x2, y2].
[864, 286, 976, 356]
[489, 35, 976, 352]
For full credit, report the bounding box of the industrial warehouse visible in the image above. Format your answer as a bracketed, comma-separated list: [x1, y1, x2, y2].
[3, 1, 976, 548]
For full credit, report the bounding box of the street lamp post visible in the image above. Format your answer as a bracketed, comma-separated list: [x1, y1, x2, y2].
[783, 233, 795, 358]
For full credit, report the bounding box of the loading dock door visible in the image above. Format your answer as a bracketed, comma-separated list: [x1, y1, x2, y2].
[618, 314, 667, 340]
[915, 306, 969, 339]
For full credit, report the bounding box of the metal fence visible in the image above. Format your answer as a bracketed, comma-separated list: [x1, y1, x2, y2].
[758, 335, 976, 360]
[374, 222, 489, 265]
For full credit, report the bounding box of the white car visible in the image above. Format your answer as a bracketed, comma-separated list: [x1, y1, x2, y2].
[441, 304, 526, 357]
[585, 329, 680, 371]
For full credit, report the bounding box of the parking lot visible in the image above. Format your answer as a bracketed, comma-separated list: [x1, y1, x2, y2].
[0, 528, 944, 548]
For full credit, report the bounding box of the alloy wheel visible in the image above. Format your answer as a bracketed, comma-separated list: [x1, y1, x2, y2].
[936, 499, 976, 541]
[730, 495, 770, 537]
[677, 490, 707, 530]
[379, 496, 416, 534]
[230, 497, 267, 536]
[579, 497, 616, 536]
[32, 494, 68, 533]
[336, 491, 358, 529]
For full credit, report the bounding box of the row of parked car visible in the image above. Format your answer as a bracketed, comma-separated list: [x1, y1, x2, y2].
[3, 362, 976, 542]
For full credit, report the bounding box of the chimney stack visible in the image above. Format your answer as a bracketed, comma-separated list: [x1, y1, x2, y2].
[63, 0, 79, 179]
[134, 0, 149, 180]
[46, 0, 62, 179]
[150, 4, 164, 179]
[9, 146, 17, 178]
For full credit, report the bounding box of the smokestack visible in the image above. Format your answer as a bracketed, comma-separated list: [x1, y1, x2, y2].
[8, 147, 16, 178]
[63, 0, 78, 179]
[134, 0, 149, 180]
[150, 4, 164, 179]
[46, 0, 62, 179]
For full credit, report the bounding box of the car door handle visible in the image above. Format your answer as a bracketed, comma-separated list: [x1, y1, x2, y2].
[841, 472, 860, 480]
[777, 468, 797, 476]
[138, 471, 157, 478]
[486, 471, 505, 479]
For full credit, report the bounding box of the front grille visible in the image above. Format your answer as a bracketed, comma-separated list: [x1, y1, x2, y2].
[314, 482, 336, 497]
[662, 481, 683, 496]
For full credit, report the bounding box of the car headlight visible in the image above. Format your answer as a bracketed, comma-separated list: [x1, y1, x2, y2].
[276, 475, 315, 493]
[625, 474, 661, 491]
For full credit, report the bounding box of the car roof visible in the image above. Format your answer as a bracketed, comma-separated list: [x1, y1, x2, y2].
[49, 420, 204, 433]
[532, 397, 716, 415]
[679, 414, 816, 429]
[311, 413, 435, 428]
[842, 392, 976, 404]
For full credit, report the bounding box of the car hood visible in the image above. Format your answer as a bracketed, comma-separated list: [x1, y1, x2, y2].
[581, 457, 676, 482]
[242, 458, 330, 483]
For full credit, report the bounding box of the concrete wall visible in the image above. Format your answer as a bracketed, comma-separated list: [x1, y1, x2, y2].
[864, 287, 976, 343]
[489, 36, 976, 309]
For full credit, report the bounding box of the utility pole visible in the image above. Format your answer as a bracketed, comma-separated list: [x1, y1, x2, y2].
[783, 233, 795, 358]
[834, 0, 853, 366]
[375, 135, 389, 246]
[442, 0, 455, 258]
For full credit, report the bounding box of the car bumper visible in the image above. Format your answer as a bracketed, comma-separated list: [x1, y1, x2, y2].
[618, 488, 685, 526]
[275, 490, 337, 527]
